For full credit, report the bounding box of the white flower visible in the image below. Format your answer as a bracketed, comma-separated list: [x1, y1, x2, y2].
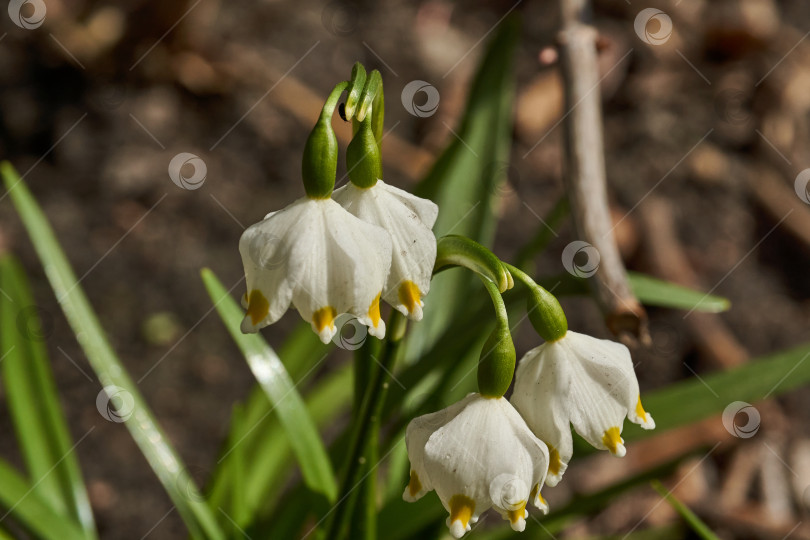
[239, 197, 392, 343]
[332, 179, 438, 321]
[403, 394, 550, 538]
[510, 331, 655, 487]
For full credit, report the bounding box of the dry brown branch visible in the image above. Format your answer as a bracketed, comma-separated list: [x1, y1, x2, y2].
[557, 0, 647, 343]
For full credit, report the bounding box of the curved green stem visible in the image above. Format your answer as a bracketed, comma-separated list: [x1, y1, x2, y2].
[433, 235, 512, 292]
[345, 63, 367, 119]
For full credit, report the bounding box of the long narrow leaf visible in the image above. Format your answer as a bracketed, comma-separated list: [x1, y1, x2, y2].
[651, 480, 719, 540]
[0, 459, 86, 540]
[0, 162, 224, 540]
[200, 268, 338, 502]
[408, 16, 520, 357]
[0, 256, 96, 537]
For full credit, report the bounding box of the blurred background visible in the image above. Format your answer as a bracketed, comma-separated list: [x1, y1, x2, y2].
[1, 0, 810, 538]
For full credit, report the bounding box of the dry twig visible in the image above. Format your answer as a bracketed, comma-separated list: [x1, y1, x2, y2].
[557, 0, 647, 343]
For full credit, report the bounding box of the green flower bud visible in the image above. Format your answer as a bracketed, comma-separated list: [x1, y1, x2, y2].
[475, 276, 516, 398]
[527, 286, 568, 342]
[302, 81, 348, 199]
[346, 114, 381, 189]
[478, 319, 516, 398]
[502, 263, 568, 342]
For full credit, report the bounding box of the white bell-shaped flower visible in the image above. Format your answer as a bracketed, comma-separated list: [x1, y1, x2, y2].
[239, 197, 392, 343]
[403, 393, 550, 538]
[332, 180, 438, 321]
[510, 331, 656, 487]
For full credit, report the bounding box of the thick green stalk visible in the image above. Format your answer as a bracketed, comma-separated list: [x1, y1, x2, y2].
[325, 311, 407, 540]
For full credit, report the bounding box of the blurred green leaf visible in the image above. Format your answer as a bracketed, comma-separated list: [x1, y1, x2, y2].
[200, 268, 337, 502]
[0, 458, 87, 540]
[537, 272, 730, 313]
[0, 255, 96, 538]
[651, 480, 719, 540]
[627, 272, 730, 312]
[408, 16, 520, 358]
[1, 162, 224, 540]
[624, 342, 810, 443]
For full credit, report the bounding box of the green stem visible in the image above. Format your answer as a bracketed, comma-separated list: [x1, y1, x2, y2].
[325, 311, 407, 540]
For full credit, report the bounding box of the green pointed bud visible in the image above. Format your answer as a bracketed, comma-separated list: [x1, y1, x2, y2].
[434, 235, 512, 292]
[476, 277, 516, 398]
[346, 114, 381, 189]
[503, 263, 568, 342]
[344, 62, 367, 120]
[478, 320, 516, 398]
[526, 285, 568, 342]
[302, 81, 348, 199]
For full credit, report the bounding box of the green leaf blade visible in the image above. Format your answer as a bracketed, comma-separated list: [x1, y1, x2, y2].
[1, 162, 224, 540]
[200, 268, 338, 502]
[0, 458, 87, 540]
[0, 255, 97, 538]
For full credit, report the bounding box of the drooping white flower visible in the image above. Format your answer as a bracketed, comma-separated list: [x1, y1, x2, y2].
[332, 180, 438, 321]
[239, 197, 392, 343]
[403, 393, 550, 538]
[510, 331, 655, 487]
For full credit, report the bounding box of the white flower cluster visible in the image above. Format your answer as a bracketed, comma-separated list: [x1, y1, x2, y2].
[404, 331, 655, 537]
[239, 179, 438, 343]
